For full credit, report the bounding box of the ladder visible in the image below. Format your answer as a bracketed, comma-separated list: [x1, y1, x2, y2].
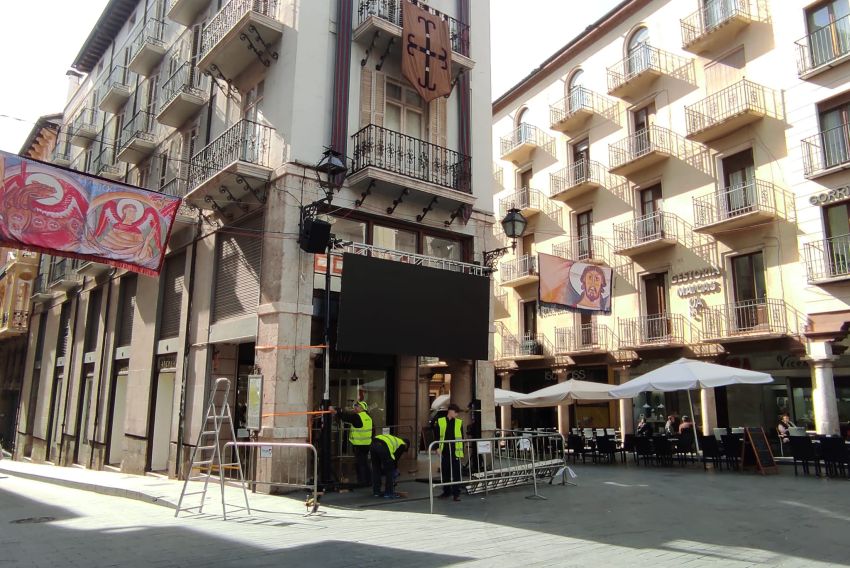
[175, 378, 251, 520]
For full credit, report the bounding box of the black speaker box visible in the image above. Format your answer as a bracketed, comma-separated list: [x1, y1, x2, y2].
[299, 218, 332, 253]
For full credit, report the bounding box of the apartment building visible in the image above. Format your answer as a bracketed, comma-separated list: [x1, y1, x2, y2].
[15, 0, 495, 481]
[492, 0, 850, 439]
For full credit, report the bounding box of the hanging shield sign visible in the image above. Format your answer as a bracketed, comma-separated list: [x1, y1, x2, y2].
[402, 0, 453, 103]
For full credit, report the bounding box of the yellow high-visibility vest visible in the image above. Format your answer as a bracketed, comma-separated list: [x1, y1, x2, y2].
[437, 416, 464, 458]
[349, 412, 373, 446]
[375, 434, 405, 460]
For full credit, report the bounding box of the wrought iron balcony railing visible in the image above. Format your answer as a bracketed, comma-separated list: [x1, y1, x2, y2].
[52, 135, 72, 164]
[201, 0, 279, 59]
[680, 0, 761, 49]
[131, 18, 166, 54]
[613, 211, 679, 252]
[607, 44, 692, 94]
[802, 122, 850, 177]
[333, 241, 488, 276]
[804, 234, 850, 283]
[351, 124, 471, 193]
[684, 80, 779, 138]
[119, 110, 157, 152]
[498, 187, 559, 218]
[92, 145, 124, 179]
[70, 108, 98, 136]
[160, 61, 208, 111]
[555, 323, 612, 354]
[356, 0, 470, 56]
[795, 13, 850, 77]
[499, 254, 536, 283]
[161, 177, 188, 199]
[500, 332, 553, 359]
[552, 235, 611, 264]
[618, 313, 686, 348]
[549, 160, 607, 197]
[702, 298, 792, 340]
[499, 123, 555, 158]
[190, 119, 273, 189]
[692, 179, 777, 228]
[549, 87, 618, 128]
[97, 66, 133, 102]
[609, 125, 676, 171]
[33, 272, 49, 296]
[48, 258, 81, 287]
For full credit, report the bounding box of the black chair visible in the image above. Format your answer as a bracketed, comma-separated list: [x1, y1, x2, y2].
[622, 434, 637, 464]
[567, 434, 589, 464]
[594, 435, 617, 464]
[721, 434, 742, 471]
[674, 431, 696, 466]
[789, 436, 821, 476]
[653, 436, 674, 466]
[634, 436, 654, 466]
[819, 436, 849, 478]
[699, 435, 724, 470]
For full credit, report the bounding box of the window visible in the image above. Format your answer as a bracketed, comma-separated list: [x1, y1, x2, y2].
[822, 201, 850, 275]
[424, 235, 461, 261]
[157, 151, 169, 190]
[819, 99, 850, 168]
[703, 0, 737, 30]
[806, 0, 850, 68]
[330, 217, 367, 244]
[567, 70, 587, 112]
[730, 251, 767, 330]
[84, 288, 102, 353]
[572, 139, 590, 183]
[579, 312, 593, 347]
[373, 225, 417, 253]
[576, 210, 593, 260]
[243, 81, 265, 123]
[385, 80, 425, 138]
[627, 27, 650, 76]
[721, 149, 755, 217]
[643, 272, 668, 339]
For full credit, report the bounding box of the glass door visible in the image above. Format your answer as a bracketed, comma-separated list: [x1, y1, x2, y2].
[824, 202, 850, 275]
[576, 210, 593, 260]
[722, 149, 756, 217]
[572, 139, 590, 184]
[643, 272, 668, 341]
[627, 27, 650, 77]
[638, 184, 663, 242]
[632, 105, 653, 157]
[731, 251, 767, 331]
[820, 104, 850, 169]
[807, 0, 850, 67]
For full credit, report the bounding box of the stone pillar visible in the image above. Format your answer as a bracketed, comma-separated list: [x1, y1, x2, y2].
[448, 359, 473, 417]
[809, 341, 839, 435]
[476, 360, 496, 435]
[615, 366, 633, 435]
[499, 373, 512, 431]
[700, 387, 717, 437]
[555, 371, 570, 437]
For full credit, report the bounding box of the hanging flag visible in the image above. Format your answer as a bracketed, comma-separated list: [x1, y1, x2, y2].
[402, 0, 453, 103]
[0, 150, 179, 276]
[538, 253, 614, 314]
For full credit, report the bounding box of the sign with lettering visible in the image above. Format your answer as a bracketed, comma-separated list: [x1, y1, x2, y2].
[810, 185, 850, 206]
[476, 441, 492, 454]
[314, 253, 344, 276]
[671, 267, 721, 284]
[260, 445, 273, 458]
[246, 374, 263, 431]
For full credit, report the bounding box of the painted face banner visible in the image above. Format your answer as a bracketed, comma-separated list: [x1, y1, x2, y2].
[538, 252, 613, 313]
[0, 150, 179, 276]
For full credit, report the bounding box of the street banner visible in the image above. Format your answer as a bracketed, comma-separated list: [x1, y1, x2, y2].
[402, 0, 453, 103]
[0, 150, 179, 276]
[538, 252, 613, 313]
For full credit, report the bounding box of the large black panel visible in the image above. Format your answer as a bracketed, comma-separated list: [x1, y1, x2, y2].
[337, 253, 489, 360]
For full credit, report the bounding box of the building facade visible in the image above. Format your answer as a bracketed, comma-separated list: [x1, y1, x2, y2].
[492, 0, 850, 440]
[15, 0, 495, 481]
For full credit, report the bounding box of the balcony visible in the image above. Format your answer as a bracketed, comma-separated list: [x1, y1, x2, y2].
[685, 80, 779, 143]
[692, 180, 779, 234]
[3, 251, 38, 280]
[549, 87, 618, 134]
[555, 324, 612, 355]
[618, 314, 687, 350]
[702, 299, 793, 342]
[613, 211, 679, 257]
[186, 119, 274, 210]
[552, 236, 611, 265]
[500, 332, 554, 362]
[608, 125, 674, 177]
[804, 234, 850, 284]
[680, 0, 762, 54]
[0, 310, 29, 338]
[69, 108, 98, 148]
[499, 123, 555, 164]
[48, 258, 82, 292]
[168, 0, 211, 26]
[197, 0, 284, 81]
[157, 62, 209, 127]
[354, 0, 473, 74]
[795, 14, 850, 79]
[549, 160, 607, 203]
[117, 111, 157, 164]
[76, 261, 112, 278]
[32, 273, 52, 303]
[498, 188, 559, 219]
[499, 255, 537, 287]
[51, 135, 72, 167]
[128, 19, 167, 76]
[97, 66, 133, 114]
[92, 145, 126, 181]
[494, 292, 509, 319]
[349, 124, 474, 206]
[607, 44, 692, 99]
[161, 178, 200, 225]
[802, 122, 850, 179]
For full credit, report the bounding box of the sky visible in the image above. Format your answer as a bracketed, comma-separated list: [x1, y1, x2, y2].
[0, 0, 622, 154]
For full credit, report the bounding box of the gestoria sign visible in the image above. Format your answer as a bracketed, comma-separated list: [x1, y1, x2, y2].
[810, 186, 850, 206]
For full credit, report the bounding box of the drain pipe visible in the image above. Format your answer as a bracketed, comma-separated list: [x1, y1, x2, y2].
[175, 239, 198, 480]
[89, 270, 115, 470]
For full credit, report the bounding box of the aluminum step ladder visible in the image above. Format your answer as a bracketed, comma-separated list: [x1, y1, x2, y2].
[175, 378, 251, 519]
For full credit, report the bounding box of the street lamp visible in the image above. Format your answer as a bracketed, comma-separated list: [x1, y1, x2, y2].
[482, 208, 528, 269]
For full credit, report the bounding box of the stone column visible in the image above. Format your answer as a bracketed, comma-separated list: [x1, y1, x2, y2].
[615, 366, 634, 435]
[499, 373, 512, 431]
[809, 341, 839, 435]
[476, 360, 496, 435]
[555, 370, 570, 437]
[700, 387, 717, 437]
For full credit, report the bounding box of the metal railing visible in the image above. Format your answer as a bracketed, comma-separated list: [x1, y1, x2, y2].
[685, 80, 775, 136]
[160, 61, 208, 112]
[70, 153, 88, 173]
[607, 44, 691, 93]
[499, 123, 554, 157]
[494, 292, 509, 313]
[804, 234, 850, 282]
[494, 163, 504, 187]
[161, 177, 188, 199]
[552, 235, 611, 264]
[499, 187, 552, 217]
[802, 122, 850, 177]
[681, 0, 758, 48]
[619, 313, 686, 348]
[613, 211, 679, 252]
[132, 18, 166, 54]
[97, 66, 132, 103]
[555, 323, 611, 353]
[351, 123, 471, 193]
[189, 119, 273, 189]
[702, 298, 790, 339]
[119, 110, 157, 152]
[202, 0, 280, 58]
[692, 179, 776, 227]
[356, 0, 470, 56]
[52, 135, 72, 163]
[33, 273, 49, 296]
[549, 87, 617, 127]
[70, 108, 98, 135]
[48, 258, 81, 286]
[550, 160, 607, 197]
[499, 254, 536, 283]
[332, 241, 488, 276]
[609, 125, 676, 171]
[795, 12, 850, 76]
[92, 145, 124, 179]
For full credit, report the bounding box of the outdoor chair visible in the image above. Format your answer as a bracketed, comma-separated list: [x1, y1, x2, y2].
[594, 435, 616, 464]
[567, 434, 589, 464]
[699, 435, 724, 470]
[622, 434, 637, 463]
[730, 427, 745, 435]
[819, 436, 849, 478]
[713, 427, 728, 441]
[674, 432, 696, 466]
[582, 428, 594, 439]
[653, 436, 674, 466]
[721, 434, 742, 470]
[789, 435, 821, 477]
[634, 436, 654, 466]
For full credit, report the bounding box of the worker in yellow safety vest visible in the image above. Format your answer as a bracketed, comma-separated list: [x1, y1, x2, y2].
[370, 434, 409, 498]
[434, 403, 464, 501]
[331, 400, 373, 487]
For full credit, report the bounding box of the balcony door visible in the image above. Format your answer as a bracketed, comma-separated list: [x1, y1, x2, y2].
[572, 139, 590, 184]
[819, 101, 850, 169]
[522, 300, 539, 354]
[807, 0, 850, 68]
[576, 209, 593, 260]
[518, 168, 533, 208]
[567, 69, 588, 113]
[241, 81, 266, 163]
[626, 27, 650, 77]
[824, 201, 850, 275]
[643, 272, 669, 341]
[721, 148, 755, 217]
[731, 251, 767, 331]
[703, 0, 736, 30]
[578, 312, 594, 348]
[385, 81, 425, 139]
[632, 104, 654, 156]
[638, 184, 662, 242]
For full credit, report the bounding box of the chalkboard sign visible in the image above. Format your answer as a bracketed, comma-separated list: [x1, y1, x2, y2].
[741, 427, 778, 475]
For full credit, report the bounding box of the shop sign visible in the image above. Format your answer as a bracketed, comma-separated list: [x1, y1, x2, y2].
[809, 186, 850, 206]
[246, 374, 263, 431]
[677, 280, 721, 298]
[260, 446, 273, 458]
[671, 267, 721, 284]
[314, 254, 344, 276]
[158, 355, 177, 370]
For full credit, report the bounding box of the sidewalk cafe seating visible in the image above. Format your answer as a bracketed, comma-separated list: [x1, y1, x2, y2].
[819, 436, 849, 478]
[567, 434, 590, 464]
[713, 427, 728, 441]
[722, 434, 742, 470]
[699, 435, 724, 470]
[634, 436, 654, 466]
[653, 436, 674, 466]
[789, 435, 821, 477]
[622, 433, 637, 463]
[593, 435, 617, 464]
[674, 431, 697, 466]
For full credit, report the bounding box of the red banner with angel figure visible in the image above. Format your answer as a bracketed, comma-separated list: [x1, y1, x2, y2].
[0, 150, 179, 276]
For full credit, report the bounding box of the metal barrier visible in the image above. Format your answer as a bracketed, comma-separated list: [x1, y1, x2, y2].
[310, 423, 416, 483]
[427, 431, 571, 514]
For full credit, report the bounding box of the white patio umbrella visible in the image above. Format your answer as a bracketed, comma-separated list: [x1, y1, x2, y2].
[431, 388, 527, 411]
[512, 379, 621, 407]
[609, 358, 774, 453]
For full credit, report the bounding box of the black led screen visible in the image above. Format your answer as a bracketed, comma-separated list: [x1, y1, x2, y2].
[337, 253, 490, 360]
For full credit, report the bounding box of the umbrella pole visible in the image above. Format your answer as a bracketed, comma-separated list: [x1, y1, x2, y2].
[687, 389, 701, 455]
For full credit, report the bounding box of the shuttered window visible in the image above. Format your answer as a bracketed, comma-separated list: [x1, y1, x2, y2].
[159, 253, 185, 339]
[213, 215, 263, 322]
[117, 276, 137, 347]
[84, 288, 102, 352]
[56, 302, 72, 361]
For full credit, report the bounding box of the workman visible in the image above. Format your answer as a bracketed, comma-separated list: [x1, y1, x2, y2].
[331, 400, 373, 487]
[434, 403, 464, 501]
[370, 434, 409, 498]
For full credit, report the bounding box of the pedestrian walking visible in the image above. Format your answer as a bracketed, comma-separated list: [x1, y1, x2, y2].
[434, 403, 464, 502]
[331, 400, 373, 487]
[370, 434, 409, 498]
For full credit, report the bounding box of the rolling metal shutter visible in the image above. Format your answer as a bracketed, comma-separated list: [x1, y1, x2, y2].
[159, 254, 185, 339]
[56, 302, 72, 360]
[117, 276, 137, 347]
[213, 215, 263, 322]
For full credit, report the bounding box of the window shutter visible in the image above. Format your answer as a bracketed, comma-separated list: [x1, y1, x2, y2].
[117, 276, 137, 347]
[429, 96, 447, 147]
[373, 71, 386, 127]
[360, 68, 373, 129]
[213, 215, 263, 322]
[57, 303, 72, 359]
[159, 253, 185, 339]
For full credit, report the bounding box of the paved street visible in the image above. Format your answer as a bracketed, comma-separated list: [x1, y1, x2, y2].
[1, 461, 848, 567]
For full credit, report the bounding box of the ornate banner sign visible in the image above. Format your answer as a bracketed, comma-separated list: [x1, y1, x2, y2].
[402, 0, 453, 103]
[538, 253, 613, 313]
[0, 151, 179, 276]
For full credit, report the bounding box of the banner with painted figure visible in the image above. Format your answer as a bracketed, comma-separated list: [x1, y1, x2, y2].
[538, 252, 613, 313]
[0, 150, 179, 276]
[402, 0, 453, 103]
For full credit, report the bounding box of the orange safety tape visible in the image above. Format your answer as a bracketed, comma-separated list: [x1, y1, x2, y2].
[261, 410, 334, 417]
[255, 344, 327, 350]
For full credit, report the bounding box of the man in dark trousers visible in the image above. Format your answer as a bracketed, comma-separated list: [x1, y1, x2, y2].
[331, 401, 373, 487]
[370, 434, 409, 498]
[434, 403, 464, 501]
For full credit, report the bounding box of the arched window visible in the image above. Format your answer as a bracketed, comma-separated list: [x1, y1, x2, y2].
[514, 107, 529, 144]
[567, 69, 586, 112]
[626, 27, 650, 76]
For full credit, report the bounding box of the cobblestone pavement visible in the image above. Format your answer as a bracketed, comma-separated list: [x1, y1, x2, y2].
[0, 459, 848, 567]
